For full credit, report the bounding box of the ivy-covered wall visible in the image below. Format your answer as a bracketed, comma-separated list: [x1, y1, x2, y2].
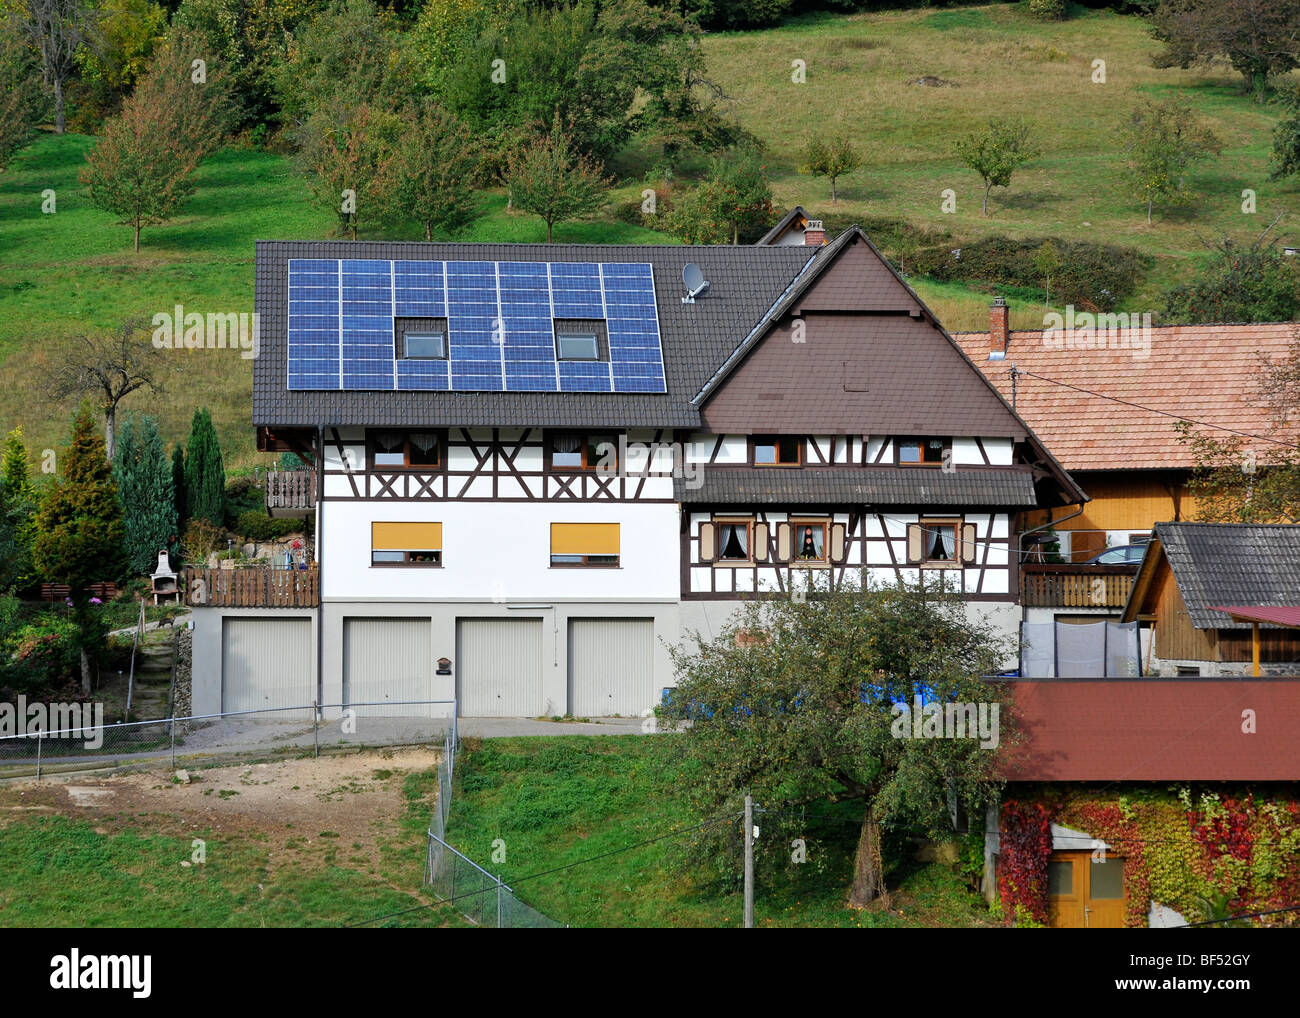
[998, 786, 1300, 928]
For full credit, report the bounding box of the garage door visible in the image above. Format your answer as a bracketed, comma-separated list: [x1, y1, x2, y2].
[457, 619, 543, 716]
[569, 618, 654, 717]
[343, 618, 432, 716]
[221, 618, 313, 716]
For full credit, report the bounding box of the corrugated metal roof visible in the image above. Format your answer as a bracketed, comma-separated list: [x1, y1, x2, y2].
[676, 467, 1038, 505]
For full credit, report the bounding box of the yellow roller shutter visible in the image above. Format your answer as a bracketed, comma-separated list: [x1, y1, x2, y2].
[372, 521, 443, 551]
[551, 522, 620, 555]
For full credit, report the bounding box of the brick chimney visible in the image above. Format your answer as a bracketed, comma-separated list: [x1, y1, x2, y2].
[988, 296, 1009, 360]
[804, 219, 826, 246]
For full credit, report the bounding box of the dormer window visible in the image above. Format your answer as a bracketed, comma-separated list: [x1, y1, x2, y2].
[753, 435, 802, 466]
[897, 437, 950, 466]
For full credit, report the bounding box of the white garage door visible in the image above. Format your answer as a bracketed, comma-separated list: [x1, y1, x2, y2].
[570, 618, 655, 717]
[457, 619, 543, 716]
[221, 618, 313, 716]
[343, 618, 432, 716]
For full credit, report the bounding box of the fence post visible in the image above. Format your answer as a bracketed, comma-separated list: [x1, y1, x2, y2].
[313, 700, 319, 759]
[170, 719, 176, 770]
[497, 876, 503, 929]
[36, 729, 42, 782]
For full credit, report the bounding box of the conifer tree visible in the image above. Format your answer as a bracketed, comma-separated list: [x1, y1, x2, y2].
[113, 413, 177, 575]
[183, 408, 225, 528]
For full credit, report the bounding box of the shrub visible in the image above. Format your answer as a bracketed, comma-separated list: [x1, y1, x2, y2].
[181, 519, 224, 566]
[1027, 0, 1066, 20]
[224, 475, 265, 528]
[235, 512, 300, 542]
[5, 616, 81, 695]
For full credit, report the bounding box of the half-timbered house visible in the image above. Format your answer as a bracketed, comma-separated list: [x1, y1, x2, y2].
[189, 228, 1084, 719]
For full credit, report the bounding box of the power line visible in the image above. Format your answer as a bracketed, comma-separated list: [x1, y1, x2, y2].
[1011, 369, 1300, 450]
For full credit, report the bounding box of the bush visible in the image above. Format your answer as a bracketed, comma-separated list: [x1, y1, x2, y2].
[4, 615, 81, 695]
[181, 519, 224, 566]
[235, 512, 300, 542]
[224, 475, 265, 528]
[1026, 0, 1066, 20]
[1162, 241, 1300, 323]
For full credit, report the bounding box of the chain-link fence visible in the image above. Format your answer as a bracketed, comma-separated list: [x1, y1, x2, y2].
[0, 701, 457, 779]
[423, 718, 564, 928]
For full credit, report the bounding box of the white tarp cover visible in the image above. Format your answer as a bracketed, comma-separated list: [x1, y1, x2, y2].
[1019, 620, 1141, 678]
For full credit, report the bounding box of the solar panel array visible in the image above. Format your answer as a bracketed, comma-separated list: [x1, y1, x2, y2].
[286, 259, 666, 393]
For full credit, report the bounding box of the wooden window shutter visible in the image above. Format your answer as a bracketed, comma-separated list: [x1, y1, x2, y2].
[776, 522, 792, 562]
[699, 521, 716, 563]
[961, 522, 978, 564]
[906, 524, 923, 563]
[754, 522, 769, 561]
[830, 523, 847, 564]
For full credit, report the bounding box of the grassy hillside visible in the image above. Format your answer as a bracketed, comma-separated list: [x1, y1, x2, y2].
[703, 4, 1300, 327]
[1, 4, 1296, 466]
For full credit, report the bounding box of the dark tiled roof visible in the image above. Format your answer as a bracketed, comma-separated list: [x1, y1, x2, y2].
[675, 467, 1038, 505]
[1003, 679, 1300, 781]
[1152, 523, 1300, 630]
[253, 240, 815, 428]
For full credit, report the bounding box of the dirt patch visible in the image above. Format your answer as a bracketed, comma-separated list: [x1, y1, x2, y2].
[907, 75, 960, 87]
[0, 747, 440, 872]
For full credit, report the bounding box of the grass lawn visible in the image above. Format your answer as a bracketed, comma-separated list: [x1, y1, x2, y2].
[0, 751, 456, 927]
[445, 735, 994, 928]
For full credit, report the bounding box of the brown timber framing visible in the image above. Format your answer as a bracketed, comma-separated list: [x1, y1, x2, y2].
[681, 507, 1014, 601]
[319, 427, 678, 502]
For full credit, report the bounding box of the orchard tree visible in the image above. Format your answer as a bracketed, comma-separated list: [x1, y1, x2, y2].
[666, 146, 773, 244]
[79, 25, 230, 251]
[183, 407, 225, 528]
[297, 103, 400, 239]
[507, 116, 609, 242]
[801, 134, 861, 204]
[377, 101, 481, 240]
[41, 317, 163, 460]
[19, 0, 95, 134]
[661, 576, 1013, 907]
[1150, 0, 1300, 102]
[31, 403, 125, 697]
[1119, 96, 1223, 224]
[955, 117, 1040, 217]
[0, 19, 49, 170]
[112, 413, 176, 576]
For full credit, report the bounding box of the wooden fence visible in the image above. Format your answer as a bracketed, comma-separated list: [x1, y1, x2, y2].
[183, 565, 320, 607]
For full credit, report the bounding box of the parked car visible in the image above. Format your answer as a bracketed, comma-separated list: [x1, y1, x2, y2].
[1084, 544, 1148, 565]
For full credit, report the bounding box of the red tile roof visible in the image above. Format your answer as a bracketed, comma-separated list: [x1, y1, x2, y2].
[952, 322, 1299, 472]
[1002, 680, 1300, 781]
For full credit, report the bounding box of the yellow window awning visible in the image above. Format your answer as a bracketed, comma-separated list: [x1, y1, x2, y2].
[551, 522, 620, 555]
[372, 521, 442, 551]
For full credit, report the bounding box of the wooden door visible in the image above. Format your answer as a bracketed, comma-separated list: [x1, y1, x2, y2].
[1048, 851, 1126, 928]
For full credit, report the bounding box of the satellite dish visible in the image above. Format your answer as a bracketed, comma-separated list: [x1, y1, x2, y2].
[681, 263, 710, 303]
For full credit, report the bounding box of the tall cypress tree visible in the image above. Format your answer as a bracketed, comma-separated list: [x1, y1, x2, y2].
[113, 414, 177, 576]
[31, 403, 125, 697]
[1, 427, 40, 592]
[171, 442, 187, 539]
[183, 408, 225, 528]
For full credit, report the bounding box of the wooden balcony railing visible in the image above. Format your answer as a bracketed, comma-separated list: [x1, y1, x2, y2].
[1020, 564, 1137, 609]
[266, 470, 317, 511]
[184, 565, 320, 607]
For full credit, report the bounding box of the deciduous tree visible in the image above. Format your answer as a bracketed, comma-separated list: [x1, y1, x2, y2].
[375, 100, 481, 241]
[506, 115, 609, 242]
[40, 318, 164, 460]
[661, 576, 1012, 908]
[1150, 0, 1300, 102]
[955, 117, 1040, 217]
[19, 0, 95, 134]
[0, 18, 49, 170]
[665, 146, 773, 244]
[800, 133, 860, 204]
[1119, 96, 1222, 224]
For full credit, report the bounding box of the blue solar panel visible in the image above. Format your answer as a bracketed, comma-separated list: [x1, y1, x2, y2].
[286, 259, 667, 394]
